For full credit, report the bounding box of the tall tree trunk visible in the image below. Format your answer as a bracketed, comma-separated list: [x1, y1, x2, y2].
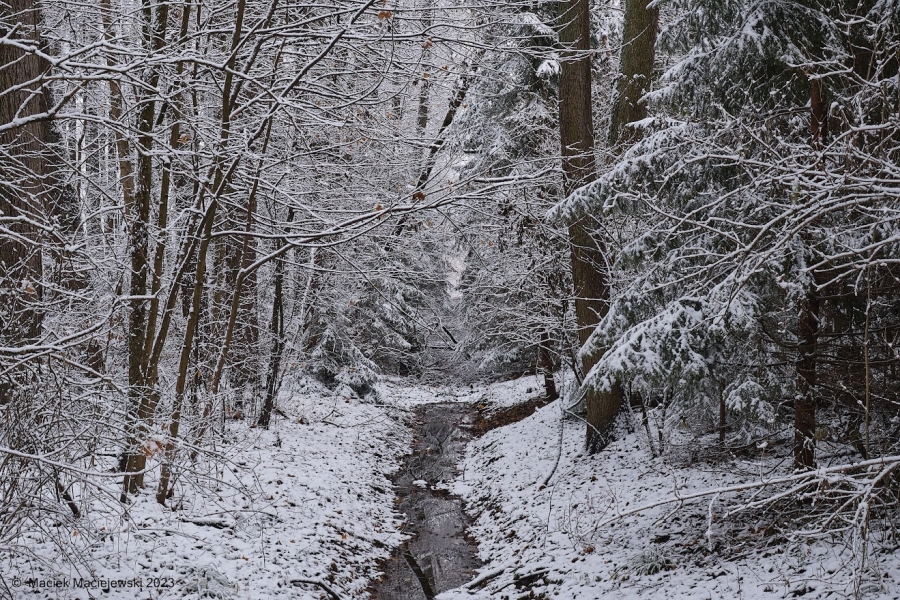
[257, 208, 292, 429]
[538, 331, 558, 401]
[608, 0, 659, 148]
[156, 201, 216, 504]
[118, 0, 171, 498]
[102, 0, 138, 483]
[558, 0, 603, 444]
[792, 72, 827, 471]
[144, 2, 192, 386]
[575, 0, 659, 453]
[0, 0, 51, 402]
[794, 288, 819, 470]
[558, 0, 622, 453]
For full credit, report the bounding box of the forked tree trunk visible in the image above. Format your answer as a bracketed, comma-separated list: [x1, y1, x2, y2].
[559, 0, 659, 453]
[116, 0, 171, 498]
[578, 0, 659, 453]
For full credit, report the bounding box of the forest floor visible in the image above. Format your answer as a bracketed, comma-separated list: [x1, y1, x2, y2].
[443, 382, 900, 600]
[5, 376, 900, 599]
[4, 378, 474, 600]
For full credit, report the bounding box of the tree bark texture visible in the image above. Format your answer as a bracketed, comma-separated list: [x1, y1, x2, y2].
[257, 223, 288, 429]
[791, 71, 828, 471]
[120, 0, 171, 497]
[794, 289, 819, 470]
[0, 0, 50, 387]
[608, 0, 659, 148]
[558, 0, 621, 453]
[538, 330, 558, 401]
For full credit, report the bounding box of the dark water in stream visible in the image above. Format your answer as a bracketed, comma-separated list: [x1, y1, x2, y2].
[370, 403, 481, 600]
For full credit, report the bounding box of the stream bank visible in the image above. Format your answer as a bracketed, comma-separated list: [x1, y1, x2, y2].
[369, 403, 481, 600]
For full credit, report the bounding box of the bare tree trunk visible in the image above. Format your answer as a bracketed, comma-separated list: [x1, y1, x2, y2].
[156, 201, 216, 504]
[608, 0, 659, 148]
[257, 208, 292, 429]
[117, 0, 171, 498]
[792, 71, 828, 471]
[558, 0, 622, 453]
[0, 0, 51, 401]
[794, 289, 819, 470]
[538, 331, 558, 401]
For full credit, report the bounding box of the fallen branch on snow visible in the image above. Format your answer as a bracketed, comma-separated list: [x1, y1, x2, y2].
[290, 578, 344, 600]
[180, 519, 230, 529]
[402, 543, 436, 599]
[589, 454, 900, 533]
[463, 566, 505, 589]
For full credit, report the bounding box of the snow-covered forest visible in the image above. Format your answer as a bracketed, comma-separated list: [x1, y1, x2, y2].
[1, 0, 899, 598]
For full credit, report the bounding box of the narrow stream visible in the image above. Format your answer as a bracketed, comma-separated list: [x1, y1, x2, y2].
[370, 403, 481, 600]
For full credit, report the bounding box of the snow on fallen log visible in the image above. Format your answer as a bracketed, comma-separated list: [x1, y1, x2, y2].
[290, 577, 345, 600]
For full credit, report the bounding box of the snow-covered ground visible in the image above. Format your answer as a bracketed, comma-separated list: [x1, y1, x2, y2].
[7, 374, 898, 599]
[443, 389, 900, 600]
[3, 377, 452, 600]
